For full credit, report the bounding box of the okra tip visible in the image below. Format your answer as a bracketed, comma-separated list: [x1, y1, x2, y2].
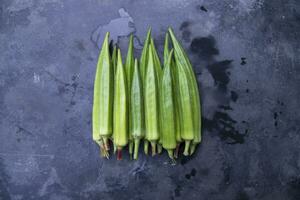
[151, 142, 157, 156]
[104, 32, 110, 39]
[147, 27, 152, 33]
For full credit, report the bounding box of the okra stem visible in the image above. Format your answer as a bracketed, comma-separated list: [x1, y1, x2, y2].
[157, 144, 163, 154]
[133, 138, 140, 160]
[167, 149, 174, 160]
[129, 141, 133, 159]
[144, 140, 149, 155]
[102, 137, 110, 151]
[151, 142, 157, 156]
[183, 140, 191, 156]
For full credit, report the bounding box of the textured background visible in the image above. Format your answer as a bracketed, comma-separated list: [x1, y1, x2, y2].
[0, 0, 300, 200]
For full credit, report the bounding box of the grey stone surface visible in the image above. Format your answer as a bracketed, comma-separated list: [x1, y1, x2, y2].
[0, 0, 299, 199]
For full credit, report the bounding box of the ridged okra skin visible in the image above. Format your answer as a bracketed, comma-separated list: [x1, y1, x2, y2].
[168, 28, 201, 156]
[161, 50, 177, 159]
[164, 33, 170, 68]
[93, 32, 113, 152]
[140, 28, 152, 154]
[125, 34, 135, 157]
[112, 44, 118, 75]
[125, 34, 135, 86]
[164, 33, 182, 158]
[113, 49, 128, 160]
[130, 59, 144, 159]
[150, 38, 162, 79]
[150, 38, 163, 154]
[172, 57, 183, 158]
[144, 44, 160, 155]
[140, 28, 152, 83]
[111, 44, 118, 153]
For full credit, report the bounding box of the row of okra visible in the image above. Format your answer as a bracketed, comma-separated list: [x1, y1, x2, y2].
[92, 28, 201, 160]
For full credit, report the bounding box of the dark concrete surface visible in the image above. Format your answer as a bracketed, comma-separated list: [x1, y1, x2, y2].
[0, 0, 300, 200]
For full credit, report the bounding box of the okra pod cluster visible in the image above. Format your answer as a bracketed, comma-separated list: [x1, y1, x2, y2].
[92, 28, 201, 161]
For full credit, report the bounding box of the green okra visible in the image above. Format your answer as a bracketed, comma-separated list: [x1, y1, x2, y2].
[140, 28, 152, 83]
[164, 33, 170, 68]
[168, 28, 201, 156]
[112, 44, 118, 75]
[93, 32, 113, 155]
[130, 59, 144, 160]
[175, 60, 194, 156]
[164, 33, 182, 158]
[125, 34, 135, 87]
[150, 38, 162, 79]
[144, 45, 160, 156]
[113, 49, 129, 160]
[150, 38, 163, 154]
[161, 49, 177, 160]
[173, 56, 183, 158]
[125, 34, 135, 158]
[140, 28, 152, 154]
[111, 44, 118, 154]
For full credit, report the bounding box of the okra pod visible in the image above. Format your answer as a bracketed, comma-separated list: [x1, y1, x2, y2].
[150, 38, 162, 80]
[130, 59, 144, 159]
[112, 44, 118, 75]
[93, 32, 113, 154]
[169, 28, 201, 155]
[111, 44, 118, 153]
[144, 45, 160, 156]
[113, 49, 128, 160]
[140, 28, 152, 154]
[125, 34, 135, 158]
[164, 33, 182, 158]
[150, 38, 163, 154]
[161, 49, 177, 160]
[163, 33, 170, 68]
[140, 28, 152, 83]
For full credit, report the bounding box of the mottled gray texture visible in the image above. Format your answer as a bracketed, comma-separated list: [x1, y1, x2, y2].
[0, 0, 299, 200]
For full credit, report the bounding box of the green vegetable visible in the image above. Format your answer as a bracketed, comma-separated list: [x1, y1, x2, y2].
[111, 44, 118, 154]
[130, 59, 144, 159]
[93, 29, 201, 160]
[144, 45, 160, 156]
[113, 49, 129, 160]
[169, 28, 201, 156]
[164, 33, 182, 158]
[150, 38, 163, 154]
[112, 44, 118, 75]
[140, 28, 152, 154]
[140, 28, 152, 82]
[125, 34, 135, 158]
[163, 33, 170, 68]
[161, 49, 177, 160]
[93, 32, 113, 156]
